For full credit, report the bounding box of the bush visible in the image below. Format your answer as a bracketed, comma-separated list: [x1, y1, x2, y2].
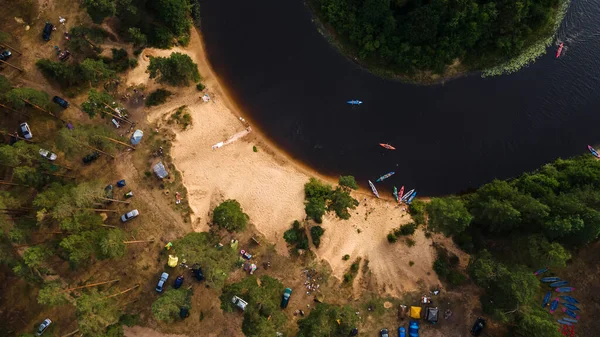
[310, 226, 325, 247]
[397, 223, 416, 236]
[433, 257, 449, 278]
[212, 199, 249, 232]
[409, 261, 415, 267]
[253, 146, 258, 152]
[405, 238, 416, 247]
[152, 288, 190, 323]
[387, 233, 397, 243]
[342, 254, 350, 260]
[447, 270, 467, 286]
[147, 52, 201, 86]
[146, 88, 173, 107]
[338, 175, 358, 190]
[409, 200, 427, 225]
[283, 220, 309, 251]
[196, 82, 205, 91]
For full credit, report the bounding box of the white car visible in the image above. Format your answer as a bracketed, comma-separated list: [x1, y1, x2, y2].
[20, 122, 32, 139]
[36, 318, 52, 336]
[39, 148, 57, 161]
[120, 209, 139, 222]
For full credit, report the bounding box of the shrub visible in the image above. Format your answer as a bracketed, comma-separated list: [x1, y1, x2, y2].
[447, 270, 467, 286]
[212, 199, 249, 232]
[433, 257, 449, 278]
[146, 88, 173, 107]
[405, 238, 416, 247]
[152, 288, 191, 323]
[342, 254, 350, 260]
[253, 146, 258, 152]
[310, 226, 325, 248]
[409, 200, 427, 225]
[283, 220, 309, 251]
[147, 52, 201, 86]
[409, 261, 415, 267]
[338, 175, 358, 190]
[387, 233, 397, 243]
[196, 82, 205, 91]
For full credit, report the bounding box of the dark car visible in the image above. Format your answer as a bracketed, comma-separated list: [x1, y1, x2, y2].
[0, 50, 11, 61]
[379, 328, 389, 337]
[280, 288, 292, 309]
[191, 264, 205, 281]
[82, 152, 100, 164]
[179, 307, 190, 319]
[52, 96, 69, 108]
[42, 22, 53, 41]
[173, 275, 184, 289]
[470, 317, 486, 336]
[58, 50, 71, 61]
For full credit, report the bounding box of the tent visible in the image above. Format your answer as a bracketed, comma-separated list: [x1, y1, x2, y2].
[425, 307, 439, 323]
[168, 255, 179, 267]
[409, 320, 419, 337]
[409, 306, 422, 319]
[153, 161, 168, 179]
[130, 129, 143, 145]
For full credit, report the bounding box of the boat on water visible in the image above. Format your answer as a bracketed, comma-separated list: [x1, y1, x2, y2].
[406, 191, 417, 204]
[379, 143, 396, 150]
[376, 172, 395, 182]
[550, 281, 568, 288]
[557, 319, 573, 326]
[562, 303, 579, 311]
[541, 277, 560, 283]
[550, 298, 559, 313]
[556, 42, 564, 58]
[562, 308, 580, 319]
[347, 100, 363, 105]
[397, 186, 404, 203]
[368, 180, 380, 198]
[588, 145, 600, 158]
[542, 291, 552, 308]
[534, 267, 549, 275]
[393, 186, 399, 202]
[401, 189, 415, 202]
[563, 317, 578, 324]
[560, 296, 579, 304]
[556, 287, 574, 293]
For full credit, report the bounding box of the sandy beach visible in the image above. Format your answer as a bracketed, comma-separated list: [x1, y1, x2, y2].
[126, 28, 440, 298]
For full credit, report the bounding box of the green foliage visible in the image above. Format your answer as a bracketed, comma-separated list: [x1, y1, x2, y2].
[0, 75, 11, 95]
[191, 0, 201, 27]
[343, 258, 361, 283]
[152, 288, 191, 322]
[83, 0, 116, 23]
[212, 199, 249, 232]
[409, 200, 426, 225]
[283, 220, 309, 250]
[252, 146, 258, 152]
[342, 254, 350, 260]
[147, 52, 201, 86]
[304, 178, 357, 222]
[169, 105, 193, 129]
[99, 229, 127, 259]
[37, 281, 68, 306]
[328, 187, 359, 219]
[36, 59, 82, 88]
[427, 197, 472, 236]
[146, 88, 172, 106]
[5, 87, 50, 110]
[433, 247, 465, 287]
[396, 223, 416, 236]
[81, 89, 115, 118]
[220, 275, 287, 337]
[128, 27, 147, 48]
[387, 233, 397, 243]
[516, 307, 563, 337]
[150, 0, 192, 37]
[76, 290, 119, 336]
[297, 303, 358, 337]
[338, 175, 358, 190]
[196, 82, 205, 91]
[310, 226, 325, 247]
[59, 230, 104, 266]
[23, 246, 48, 269]
[525, 234, 571, 268]
[80, 58, 116, 84]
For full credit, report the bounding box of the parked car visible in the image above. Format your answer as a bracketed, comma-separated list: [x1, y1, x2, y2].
[470, 317, 486, 336]
[82, 152, 100, 164]
[156, 272, 169, 293]
[111, 118, 121, 128]
[52, 96, 69, 108]
[39, 148, 57, 161]
[232, 295, 248, 311]
[20, 122, 32, 139]
[120, 209, 139, 222]
[0, 49, 11, 61]
[280, 287, 292, 309]
[42, 22, 53, 41]
[173, 275, 184, 289]
[58, 50, 71, 61]
[191, 264, 205, 281]
[179, 306, 190, 319]
[379, 328, 389, 337]
[36, 318, 52, 336]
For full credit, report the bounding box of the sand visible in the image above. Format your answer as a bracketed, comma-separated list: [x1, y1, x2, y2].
[126, 28, 440, 299]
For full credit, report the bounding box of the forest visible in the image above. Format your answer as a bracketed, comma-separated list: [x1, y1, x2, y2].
[311, 0, 562, 75]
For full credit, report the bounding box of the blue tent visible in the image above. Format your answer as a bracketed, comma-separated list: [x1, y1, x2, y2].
[409, 320, 419, 337]
[130, 129, 143, 145]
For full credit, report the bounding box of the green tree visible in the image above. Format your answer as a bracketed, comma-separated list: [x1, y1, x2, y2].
[297, 303, 358, 337]
[83, 0, 117, 23]
[80, 59, 116, 84]
[526, 234, 571, 267]
[127, 27, 147, 47]
[5, 87, 50, 110]
[146, 88, 172, 106]
[327, 187, 358, 220]
[517, 307, 563, 337]
[212, 199, 249, 232]
[81, 89, 115, 118]
[23, 246, 48, 269]
[338, 175, 358, 190]
[76, 290, 119, 336]
[38, 281, 68, 306]
[36, 59, 81, 87]
[152, 288, 190, 323]
[150, 0, 192, 36]
[310, 226, 325, 247]
[99, 229, 126, 259]
[427, 197, 472, 236]
[304, 178, 332, 223]
[147, 52, 201, 86]
[59, 231, 103, 266]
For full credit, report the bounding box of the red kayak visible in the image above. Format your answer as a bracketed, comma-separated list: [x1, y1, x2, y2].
[379, 143, 396, 150]
[397, 186, 404, 204]
[556, 43, 564, 58]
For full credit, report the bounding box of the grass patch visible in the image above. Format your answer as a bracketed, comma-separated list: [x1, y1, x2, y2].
[169, 106, 193, 129]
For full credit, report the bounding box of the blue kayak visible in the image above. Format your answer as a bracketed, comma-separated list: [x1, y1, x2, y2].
[347, 100, 363, 105]
[541, 277, 560, 283]
[563, 317, 578, 324]
[542, 291, 552, 308]
[560, 296, 579, 304]
[406, 191, 417, 204]
[534, 267, 549, 275]
[550, 298, 559, 313]
[556, 287, 574, 293]
[562, 308, 580, 319]
[562, 303, 580, 311]
[557, 319, 573, 326]
[550, 281, 568, 287]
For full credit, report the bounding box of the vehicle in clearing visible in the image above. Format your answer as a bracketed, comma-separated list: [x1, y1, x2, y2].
[471, 317, 486, 336]
[191, 264, 205, 281]
[58, 50, 71, 62]
[281, 287, 292, 309]
[20, 122, 32, 139]
[104, 184, 114, 202]
[179, 306, 189, 319]
[82, 152, 100, 164]
[39, 148, 57, 161]
[380, 328, 389, 337]
[232, 295, 248, 311]
[0, 49, 11, 61]
[173, 275, 184, 289]
[156, 272, 169, 293]
[52, 96, 69, 108]
[36, 318, 52, 336]
[42, 22, 53, 41]
[120, 209, 139, 222]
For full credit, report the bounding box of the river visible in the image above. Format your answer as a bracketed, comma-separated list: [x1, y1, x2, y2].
[199, 0, 600, 196]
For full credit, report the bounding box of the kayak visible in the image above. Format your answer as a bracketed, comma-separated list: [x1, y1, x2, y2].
[542, 291, 552, 308]
[397, 186, 404, 204]
[541, 277, 560, 283]
[534, 267, 549, 275]
[557, 319, 573, 326]
[562, 308, 580, 319]
[550, 281, 568, 287]
[588, 145, 600, 158]
[406, 191, 417, 204]
[562, 317, 578, 324]
[401, 189, 415, 202]
[556, 42, 564, 58]
[550, 298, 559, 313]
[560, 296, 579, 304]
[556, 287, 574, 293]
[380, 143, 396, 150]
[368, 180, 380, 198]
[562, 303, 579, 311]
[347, 100, 363, 105]
[393, 186, 399, 202]
[376, 172, 395, 182]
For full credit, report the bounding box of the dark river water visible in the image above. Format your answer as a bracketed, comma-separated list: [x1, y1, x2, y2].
[200, 0, 600, 196]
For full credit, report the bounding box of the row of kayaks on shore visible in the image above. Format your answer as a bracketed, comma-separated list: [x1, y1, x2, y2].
[536, 268, 581, 327]
[368, 180, 416, 204]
